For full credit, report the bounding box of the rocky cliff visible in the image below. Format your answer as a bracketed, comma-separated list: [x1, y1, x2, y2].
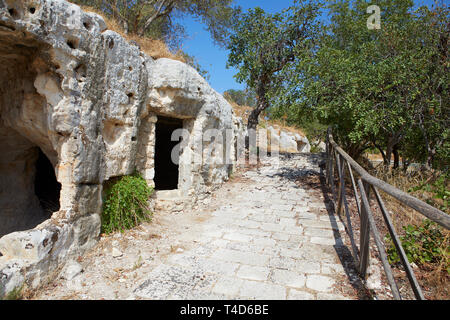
[0, 0, 244, 297]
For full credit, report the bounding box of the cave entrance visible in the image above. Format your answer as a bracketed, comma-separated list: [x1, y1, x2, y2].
[0, 128, 60, 237]
[34, 149, 61, 214]
[154, 116, 184, 190]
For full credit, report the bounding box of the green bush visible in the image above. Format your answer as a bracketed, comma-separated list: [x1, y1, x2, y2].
[409, 174, 449, 213]
[386, 219, 449, 273]
[101, 173, 154, 234]
[2, 286, 23, 300]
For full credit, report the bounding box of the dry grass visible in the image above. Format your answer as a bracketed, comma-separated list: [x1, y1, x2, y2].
[228, 101, 252, 119]
[330, 162, 449, 300]
[370, 165, 449, 223]
[262, 118, 306, 137]
[79, 5, 185, 62]
[228, 100, 306, 137]
[365, 164, 450, 300]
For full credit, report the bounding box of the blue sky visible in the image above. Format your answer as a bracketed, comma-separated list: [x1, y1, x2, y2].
[177, 0, 442, 94]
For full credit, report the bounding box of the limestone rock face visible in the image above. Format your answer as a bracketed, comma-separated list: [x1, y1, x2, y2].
[0, 0, 242, 297]
[262, 126, 311, 153]
[315, 141, 326, 153]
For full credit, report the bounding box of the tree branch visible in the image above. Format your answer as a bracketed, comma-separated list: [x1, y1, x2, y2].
[138, 0, 176, 36]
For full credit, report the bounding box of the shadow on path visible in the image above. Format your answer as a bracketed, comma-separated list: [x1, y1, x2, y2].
[272, 153, 370, 300]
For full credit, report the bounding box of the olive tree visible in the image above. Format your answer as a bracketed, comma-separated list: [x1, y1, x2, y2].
[226, 0, 323, 133]
[71, 0, 238, 47]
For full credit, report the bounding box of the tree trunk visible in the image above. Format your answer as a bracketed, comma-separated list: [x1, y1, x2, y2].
[247, 105, 265, 131]
[426, 151, 434, 170]
[393, 144, 400, 169]
[246, 105, 265, 150]
[384, 132, 402, 170]
[138, 0, 175, 37]
[373, 142, 387, 165]
[384, 141, 393, 169]
[403, 158, 410, 173]
[246, 85, 268, 150]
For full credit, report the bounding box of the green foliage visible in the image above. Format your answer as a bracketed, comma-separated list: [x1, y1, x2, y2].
[386, 220, 449, 273]
[409, 173, 450, 212]
[274, 0, 448, 166]
[226, 0, 323, 129]
[3, 286, 23, 300]
[102, 173, 154, 234]
[70, 0, 238, 49]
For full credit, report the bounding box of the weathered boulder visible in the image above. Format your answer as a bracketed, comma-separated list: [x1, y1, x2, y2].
[279, 131, 299, 153]
[316, 141, 326, 153]
[0, 0, 244, 297]
[296, 134, 311, 153]
[261, 126, 310, 153]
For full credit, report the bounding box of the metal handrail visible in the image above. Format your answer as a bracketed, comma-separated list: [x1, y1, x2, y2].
[325, 128, 450, 300]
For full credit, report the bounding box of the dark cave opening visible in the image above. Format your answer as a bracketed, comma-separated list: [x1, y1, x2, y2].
[154, 116, 184, 190]
[34, 148, 61, 214]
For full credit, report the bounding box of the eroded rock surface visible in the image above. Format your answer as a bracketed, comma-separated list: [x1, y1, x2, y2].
[262, 126, 311, 154]
[0, 0, 243, 297]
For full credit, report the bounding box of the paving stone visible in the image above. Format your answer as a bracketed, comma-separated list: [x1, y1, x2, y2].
[197, 258, 240, 277]
[253, 236, 277, 247]
[299, 244, 338, 263]
[226, 241, 265, 253]
[317, 293, 348, 300]
[270, 269, 306, 289]
[296, 260, 321, 274]
[272, 232, 290, 241]
[238, 228, 272, 238]
[134, 278, 178, 299]
[282, 225, 303, 235]
[187, 290, 229, 300]
[223, 233, 253, 242]
[210, 239, 230, 248]
[269, 256, 299, 270]
[300, 219, 345, 231]
[133, 264, 201, 299]
[270, 204, 294, 211]
[236, 220, 263, 229]
[300, 220, 332, 229]
[239, 280, 287, 300]
[311, 237, 337, 246]
[212, 276, 244, 296]
[308, 202, 327, 209]
[279, 248, 303, 259]
[295, 211, 318, 220]
[248, 214, 278, 223]
[304, 228, 336, 238]
[321, 263, 345, 274]
[306, 275, 336, 292]
[261, 222, 286, 233]
[190, 245, 216, 257]
[167, 253, 197, 267]
[274, 210, 298, 218]
[289, 235, 310, 244]
[279, 218, 298, 226]
[287, 289, 315, 300]
[211, 249, 270, 267]
[318, 214, 341, 222]
[295, 206, 314, 213]
[236, 265, 270, 281]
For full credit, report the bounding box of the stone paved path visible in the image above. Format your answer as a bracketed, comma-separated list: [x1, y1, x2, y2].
[33, 154, 362, 300]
